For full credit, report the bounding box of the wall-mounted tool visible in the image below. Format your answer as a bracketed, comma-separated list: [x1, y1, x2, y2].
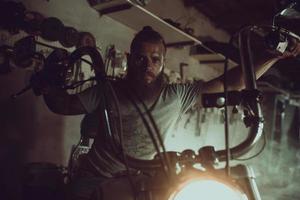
[0, 45, 14, 74]
[76, 32, 97, 48]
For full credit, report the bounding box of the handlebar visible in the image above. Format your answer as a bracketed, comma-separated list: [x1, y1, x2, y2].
[68, 46, 105, 77]
[216, 27, 264, 161]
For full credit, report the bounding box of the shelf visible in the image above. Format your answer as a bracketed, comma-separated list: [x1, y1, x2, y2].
[190, 42, 240, 64]
[89, 0, 209, 47]
[88, 0, 237, 64]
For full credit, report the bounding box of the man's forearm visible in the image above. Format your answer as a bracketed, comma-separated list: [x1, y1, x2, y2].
[226, 57, 279, 90]
[204, 40, 300, 94]
[254, 57, 279, 79]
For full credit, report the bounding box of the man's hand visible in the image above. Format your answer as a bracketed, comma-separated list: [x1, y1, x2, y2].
[279, 37, 300, 59]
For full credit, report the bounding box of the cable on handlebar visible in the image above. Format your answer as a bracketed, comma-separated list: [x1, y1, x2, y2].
[68, 46, 105, 78]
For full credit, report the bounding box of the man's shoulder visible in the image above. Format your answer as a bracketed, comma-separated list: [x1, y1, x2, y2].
[163, 82, 193, 90]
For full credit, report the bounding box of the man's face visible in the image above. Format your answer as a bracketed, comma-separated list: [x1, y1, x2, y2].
[129, 41, 165, 85]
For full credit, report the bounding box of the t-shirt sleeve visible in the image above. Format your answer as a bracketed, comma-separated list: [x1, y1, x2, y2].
[77, 85, 102, 113]
[174, 81, 204, 113]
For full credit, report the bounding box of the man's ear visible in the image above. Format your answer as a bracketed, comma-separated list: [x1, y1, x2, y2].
[127, 53, 135, 66]
[126, 52, 131, 62]
[162, 57, 166, 70]
[125, 53, 131, 67]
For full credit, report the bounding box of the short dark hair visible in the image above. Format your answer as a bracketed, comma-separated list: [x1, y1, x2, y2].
[130, 26, 166, 54]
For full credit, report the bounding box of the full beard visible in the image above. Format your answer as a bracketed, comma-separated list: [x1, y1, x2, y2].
[126, 72, 165, 101]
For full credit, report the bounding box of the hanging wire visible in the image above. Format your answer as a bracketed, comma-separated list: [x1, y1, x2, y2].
[64, 48, 139, 197]
[223, 41, 231, 176]
[222, 29, 244, 175]
[105, 81, 139, 199]
[67, 136, 84, 179]
[62, 77, 96, 89]
[223, 27, 254, 175]
[100, 80, 172, 198]
[100, 85, 122, 156]
[124, 87, 171, 178]
[35, 40, 94, 66]
[104, 54, 111, 75]
[132, 90, 172, 174]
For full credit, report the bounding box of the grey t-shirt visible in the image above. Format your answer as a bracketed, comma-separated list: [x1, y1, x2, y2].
[77, 81, 203, 177]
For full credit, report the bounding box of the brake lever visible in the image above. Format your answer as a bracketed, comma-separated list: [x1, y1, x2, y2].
[11, 84, 32, 99]
[11, 70, 47, 99]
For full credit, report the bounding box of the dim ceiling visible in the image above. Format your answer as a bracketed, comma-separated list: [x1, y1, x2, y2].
[183, 0, 300, 91]
[183, 0, 291, 35]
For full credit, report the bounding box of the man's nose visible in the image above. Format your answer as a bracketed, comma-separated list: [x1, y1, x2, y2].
[145, 59, 154, 70]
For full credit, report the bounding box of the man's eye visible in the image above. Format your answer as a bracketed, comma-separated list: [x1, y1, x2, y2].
[152, 57, 161, 64]
[135, 56, 146, 65]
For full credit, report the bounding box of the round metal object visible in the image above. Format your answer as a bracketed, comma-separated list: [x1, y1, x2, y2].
[59, 26, 80, 48]
[0, 45, 12, 74]
[41, 17, 64, 41]
[23, 11, 45, 35]
[216, 97, 225, 107]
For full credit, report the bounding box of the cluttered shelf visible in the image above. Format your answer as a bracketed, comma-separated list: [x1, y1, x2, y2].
[88, 0, 238, 64]
[88, 0, 211, 48]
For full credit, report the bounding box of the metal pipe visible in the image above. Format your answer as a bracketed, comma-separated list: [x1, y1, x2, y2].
[216, 27, 264, 161]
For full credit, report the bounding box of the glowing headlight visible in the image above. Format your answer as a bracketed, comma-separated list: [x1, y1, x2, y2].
[169, 179, 248, 200]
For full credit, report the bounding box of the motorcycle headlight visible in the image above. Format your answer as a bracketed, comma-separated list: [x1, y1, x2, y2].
[168, 178, 248, 200]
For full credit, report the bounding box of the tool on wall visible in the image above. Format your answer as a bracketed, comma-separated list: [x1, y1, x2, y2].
[0, 36, 45, 74]
[0, 45, 14, 74]
[104, 44, 127, 79]
[59, 26, 80, 48]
